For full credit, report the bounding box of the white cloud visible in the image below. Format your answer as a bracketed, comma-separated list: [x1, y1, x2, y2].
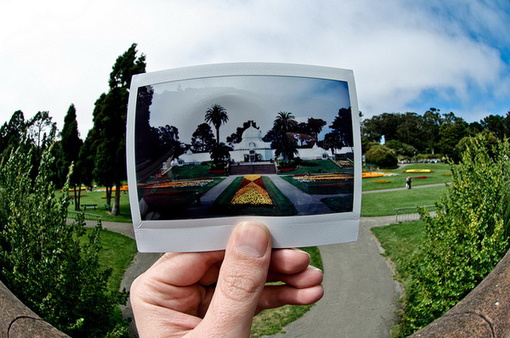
[0, 0, 508, 136]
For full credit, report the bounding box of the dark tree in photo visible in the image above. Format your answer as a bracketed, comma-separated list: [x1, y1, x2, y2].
[205, 104, 229, 145]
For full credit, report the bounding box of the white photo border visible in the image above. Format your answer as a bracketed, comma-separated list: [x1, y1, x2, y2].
[126, 62, 361, 252]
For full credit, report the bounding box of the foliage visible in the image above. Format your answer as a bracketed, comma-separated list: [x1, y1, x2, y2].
[205, 103, 229, 145]
[89, 43, 146, 215]
[364, 144, 398, 168]
[396, 135, 510, 336]
[0, 144, 128, 337]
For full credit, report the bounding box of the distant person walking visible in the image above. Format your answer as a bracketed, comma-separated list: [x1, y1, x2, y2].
[406, 176, 412, 189]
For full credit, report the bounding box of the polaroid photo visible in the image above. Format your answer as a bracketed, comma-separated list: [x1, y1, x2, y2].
[126, 62, 361, 252]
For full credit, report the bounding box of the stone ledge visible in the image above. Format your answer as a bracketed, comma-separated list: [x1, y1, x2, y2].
[411, 248, 510, 337]
[0, 280, 68, 337]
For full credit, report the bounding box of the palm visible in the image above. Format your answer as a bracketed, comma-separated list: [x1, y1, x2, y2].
[205, 104, 229, 144]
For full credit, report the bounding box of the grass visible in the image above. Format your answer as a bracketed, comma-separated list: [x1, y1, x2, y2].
[68, 189, 132, 222]
[363, 163, 452, 191]
[171, 163, 225, 179]
[371, 221, 425, 276]
[278, 159, 346, 175]
[250, 246, 323, 337]
[81, 228, 137, 292]
[361, 185, 447, 216]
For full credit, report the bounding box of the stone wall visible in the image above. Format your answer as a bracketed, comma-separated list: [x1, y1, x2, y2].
[0, 281, 68, 337]
[411, 248, 510, 337]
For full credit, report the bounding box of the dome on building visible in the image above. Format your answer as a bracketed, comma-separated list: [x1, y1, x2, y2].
[241, 126, 263, 141]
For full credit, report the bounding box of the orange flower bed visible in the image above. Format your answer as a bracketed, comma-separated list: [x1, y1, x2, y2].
[231, 176, 273, 206]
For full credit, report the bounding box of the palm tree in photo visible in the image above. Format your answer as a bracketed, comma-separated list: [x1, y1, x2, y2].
[274, 111, 298, 134]
[273, 111, 299, 161]
[205, 104, 229, 145]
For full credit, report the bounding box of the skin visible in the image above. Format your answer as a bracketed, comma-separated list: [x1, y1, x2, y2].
[130, 221, 324, 337]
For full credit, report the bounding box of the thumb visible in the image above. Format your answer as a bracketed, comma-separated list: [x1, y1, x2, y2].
[194, 221, 272, 337]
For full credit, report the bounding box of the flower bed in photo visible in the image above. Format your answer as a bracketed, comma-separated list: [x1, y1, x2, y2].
[231, 175, 273, 206]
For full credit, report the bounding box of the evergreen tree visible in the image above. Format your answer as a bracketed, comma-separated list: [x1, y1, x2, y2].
[61, 104, 83, 209]
[91, 43, 146, 215]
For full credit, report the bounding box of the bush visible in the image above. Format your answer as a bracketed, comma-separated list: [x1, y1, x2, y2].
[0, 144, 128, 337]
[364, 144, 398, 168]
[397, 135, 510, 336]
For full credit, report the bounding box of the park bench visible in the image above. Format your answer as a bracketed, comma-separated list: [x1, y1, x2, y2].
[81, 204, 98, 211]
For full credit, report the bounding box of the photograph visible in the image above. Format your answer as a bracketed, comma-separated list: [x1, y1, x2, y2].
[133, 75, 356, 221]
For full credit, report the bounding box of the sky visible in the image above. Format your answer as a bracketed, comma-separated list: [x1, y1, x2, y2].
[146, 75, 350, 144]
[1, 0, 509, 137]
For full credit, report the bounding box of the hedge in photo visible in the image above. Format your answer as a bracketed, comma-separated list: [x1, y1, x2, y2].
[397, 134, 510, 336]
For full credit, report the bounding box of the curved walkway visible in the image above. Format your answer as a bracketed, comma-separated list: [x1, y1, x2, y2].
[103, 213, 403, 337]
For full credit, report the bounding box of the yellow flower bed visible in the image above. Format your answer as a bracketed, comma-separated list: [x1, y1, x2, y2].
[362, 171, 386, 178]
[403, 169, 432, 173]
[294, 173, 353, 182]
[244, 174, 261, 181]
[231, 180, 273, 205]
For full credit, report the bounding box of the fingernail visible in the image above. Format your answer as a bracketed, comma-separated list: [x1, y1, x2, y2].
[235, 222, 269, 258]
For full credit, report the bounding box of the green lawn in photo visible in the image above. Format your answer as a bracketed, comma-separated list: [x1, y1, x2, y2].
[281, 174, 353, 195]
[171, 163, 225, 179]
[209, 176, 297, 216]
[361, 185, 447, 216]
[138, 177, 224, 219]
[363, 163, 452, 191]
[278, 159, 344, 175]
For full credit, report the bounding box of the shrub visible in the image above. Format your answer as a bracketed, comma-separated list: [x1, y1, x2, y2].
[364, 144, 398, 168]
[0, 143, 128, 337]
[397, 135, 510, 336]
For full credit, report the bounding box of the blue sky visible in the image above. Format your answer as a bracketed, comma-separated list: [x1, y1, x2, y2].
[0, 0, 508, 135]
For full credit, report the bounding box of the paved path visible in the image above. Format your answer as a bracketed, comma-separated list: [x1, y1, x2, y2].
[109, 183, 445, 337]
[106, 214, 403, 338]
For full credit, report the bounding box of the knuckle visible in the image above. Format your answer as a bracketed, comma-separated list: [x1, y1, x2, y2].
[221, 271, 259, 302]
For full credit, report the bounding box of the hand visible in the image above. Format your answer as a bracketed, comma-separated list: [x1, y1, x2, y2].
[130, 221, 324, 337]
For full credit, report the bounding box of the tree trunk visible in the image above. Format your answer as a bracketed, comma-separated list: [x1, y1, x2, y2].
[74, 185, 80, 211]
[111, 183, 121, 216]
[75, 184, 82, 211]
[106, 186, 112, 206]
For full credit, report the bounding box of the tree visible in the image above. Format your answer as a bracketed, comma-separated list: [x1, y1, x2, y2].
[61, 104, 83, 209]
[480, 114, 507, 139]
[91, 43, 146, 215]
[398, 134, 510, 336]
[205, 104, 229, 145]
[26, 111, 57, 180]
[364, 145, 397, 168]
[0, 110, 26, 158]
[0, 142, 128, 336]
[306, 117, 327, 143]
[209, 142, 231, 165]
[269, 111, 299, 161]
[191, 123, 216, 152]
[438, 112, 468, 160]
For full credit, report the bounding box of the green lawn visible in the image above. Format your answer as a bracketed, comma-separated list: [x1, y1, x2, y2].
[363, 163, 452, 191]
[361, 185, 446, 216]
[68, 189, 132, 222]
[251, 246, 323, 337]
[82, 228, 137, 292]
[371, 221, 425, 280]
